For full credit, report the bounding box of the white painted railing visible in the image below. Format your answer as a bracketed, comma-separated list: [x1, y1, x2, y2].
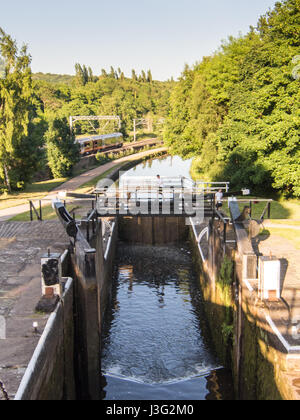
[120, 176, 229, 192]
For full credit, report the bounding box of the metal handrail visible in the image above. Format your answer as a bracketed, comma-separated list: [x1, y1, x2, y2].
[260, 201, 272, 221]
[100, 187, 215, 196]
[119, 176, 230, 191]
[81, 208, 98, 243]
[214, 209, 230, 244]
[29, 200, 42, 221]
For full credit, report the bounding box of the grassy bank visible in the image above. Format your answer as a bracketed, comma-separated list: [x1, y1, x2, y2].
[259, 227, 300, 250]
[0, 178, 68, 211]
[221, 198, 300, 221]
[10, 165, 122, 222]
[1, 143, 163, 213]
[10, 149, 167, 222]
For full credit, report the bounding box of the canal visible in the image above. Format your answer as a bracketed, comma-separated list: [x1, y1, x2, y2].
[100, 155, 234, 400]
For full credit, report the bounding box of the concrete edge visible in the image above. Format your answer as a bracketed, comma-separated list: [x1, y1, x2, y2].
[14, 278, 73, 401]
[189, 218, 208, 263]
[104, 221, 116, 261]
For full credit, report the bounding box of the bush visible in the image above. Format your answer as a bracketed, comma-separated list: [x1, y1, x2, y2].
[46, 118, 80, 178]
[96, 153, 111, 165]
[219, 255, 234, 288]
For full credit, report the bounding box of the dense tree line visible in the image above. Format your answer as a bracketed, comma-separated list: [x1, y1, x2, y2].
[164, 0, 300, 197]
[32, 72, 74, 85]
[0, 29, 44, 192]
[3, 0, 298, 197]
[0, 30, 172, 192]
[35, 66, 172, 138]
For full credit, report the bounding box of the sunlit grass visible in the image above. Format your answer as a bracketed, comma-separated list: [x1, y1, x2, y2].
[1, 145, 166, 215]
[0, 178, 68, 211]
[222, 198, 300, 221]
[267, 228, 300, 250]
[278, 199, 300, 220]
[7, 149, 166, 222]
[10, 202, 82, 222]
[10, 165, 122, 221]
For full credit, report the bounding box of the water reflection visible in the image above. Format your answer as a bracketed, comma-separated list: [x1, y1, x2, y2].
[101, 244, 234, 400]
[121, 155, 193, 180]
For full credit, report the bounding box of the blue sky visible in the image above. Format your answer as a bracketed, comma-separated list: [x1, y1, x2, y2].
[1, 0, 278, 81]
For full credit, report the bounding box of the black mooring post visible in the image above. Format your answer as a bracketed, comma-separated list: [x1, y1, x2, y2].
[92, 215, 95, 235]
[268, 202, 271, 219]
[224, 221, 227, 244]
[249, 201, 252, 219]
[86, 221, 90, 243]
[30, 201, 33, 222]
[39, 201, 42, 221]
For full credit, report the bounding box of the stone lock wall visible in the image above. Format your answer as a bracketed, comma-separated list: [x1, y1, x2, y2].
[190, 220, 300, 400]
[119, 216, 189, 245]
[14, 279, 75, 401]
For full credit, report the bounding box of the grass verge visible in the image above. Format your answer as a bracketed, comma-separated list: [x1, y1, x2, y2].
[222, 198, 300, 221]
[260, 228, 300, 250]
[0, 178, 68, 211]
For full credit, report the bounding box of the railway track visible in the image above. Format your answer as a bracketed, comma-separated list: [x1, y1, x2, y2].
[101, 138, 163, 156]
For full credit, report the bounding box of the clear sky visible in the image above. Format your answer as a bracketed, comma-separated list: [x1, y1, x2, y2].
[1, 0, 278, 81]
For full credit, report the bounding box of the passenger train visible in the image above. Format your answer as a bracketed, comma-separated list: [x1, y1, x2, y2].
[76, 133, 123, 156]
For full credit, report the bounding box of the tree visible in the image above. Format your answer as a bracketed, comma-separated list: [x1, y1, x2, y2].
[34, 64, 172, 144]
[88, 66, 94, 83]
[45, 117, 80, 178]
[75, 63, 83, 85]
[82, 65, 89, 84]
[0, 57, 4, 78]
[131, 69, 137, 81]
[164, 0, 300, 197]
[147, 70, 153, 83]
[74, 64, 90, 85]
[101, 68, 107, 78]
[0, 28, 41, 192]
[110, 66, 115, 79]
